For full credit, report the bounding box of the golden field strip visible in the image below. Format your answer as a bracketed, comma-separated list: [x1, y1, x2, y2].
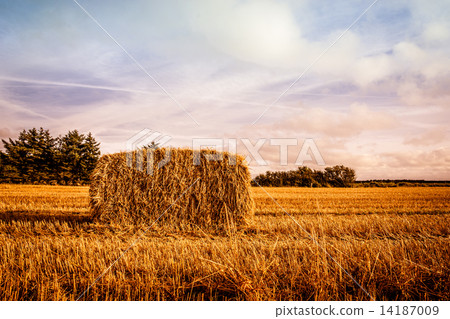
[0, 184, 448, 300]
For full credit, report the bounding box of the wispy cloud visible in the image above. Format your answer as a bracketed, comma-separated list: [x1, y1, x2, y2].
[0, 0, 449, 179]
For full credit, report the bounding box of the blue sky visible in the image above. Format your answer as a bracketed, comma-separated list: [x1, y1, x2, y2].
[1, 0, 449, 179]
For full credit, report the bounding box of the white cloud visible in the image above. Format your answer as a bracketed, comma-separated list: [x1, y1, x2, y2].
[269, 103, 395, 138]
[352, 53, 394, 86]
[404, 127, 448, 146]
[423, 22, 450, 44]
[187, 0, 306, 68]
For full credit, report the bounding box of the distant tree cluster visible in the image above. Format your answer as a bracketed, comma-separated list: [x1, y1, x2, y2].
[252, 165, 356, 187]
[355, 180, 450, 187]
[0, 128, 100, 185]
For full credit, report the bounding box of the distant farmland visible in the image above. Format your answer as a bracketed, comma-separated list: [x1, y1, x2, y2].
[0, 184, 448, 300]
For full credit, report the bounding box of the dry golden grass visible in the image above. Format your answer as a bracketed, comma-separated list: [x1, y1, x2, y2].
[0, 184, 448, 300]
[0, 184, 89, 214]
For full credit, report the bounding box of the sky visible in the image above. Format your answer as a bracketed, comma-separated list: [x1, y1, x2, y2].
[0, 0, 449, 180]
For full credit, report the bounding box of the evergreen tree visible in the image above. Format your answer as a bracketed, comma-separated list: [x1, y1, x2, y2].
[1, 128, 57, 183]
[0, 150, 5, 181]
[59, 130, 101, 184]
[81, 132, 101, 182]
[59, 130, 82, 183]
[0, 128, 100, 184]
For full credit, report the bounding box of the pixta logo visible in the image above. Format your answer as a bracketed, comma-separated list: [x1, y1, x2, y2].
[192, 138, 325, 166]
[126, 129, 172, 175]
[126, 129, 325, 175]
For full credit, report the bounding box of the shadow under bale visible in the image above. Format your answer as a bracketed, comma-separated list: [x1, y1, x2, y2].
[0, 211, 93, 224]
[89, 148, 254, 234]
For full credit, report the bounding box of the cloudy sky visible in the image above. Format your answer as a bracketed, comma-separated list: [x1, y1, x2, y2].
[1, 0, 449, 180]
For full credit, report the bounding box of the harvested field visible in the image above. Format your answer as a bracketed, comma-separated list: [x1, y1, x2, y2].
[0, 185, 449, 300]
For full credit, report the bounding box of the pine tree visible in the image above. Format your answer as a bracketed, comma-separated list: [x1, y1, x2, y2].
[59, 130, 100, 184]
[0, 150, 5, 181]
[59, 130, 85, 184]
[1, 128, 100, 184]
[1, 128, 57, 183]
[81, 132, 100, 182]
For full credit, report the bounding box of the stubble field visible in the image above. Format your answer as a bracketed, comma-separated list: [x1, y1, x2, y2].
[0, 184, 448, 300]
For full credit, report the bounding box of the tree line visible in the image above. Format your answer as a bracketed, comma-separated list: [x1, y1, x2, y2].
[355, 180, 450, 187]
[0, 128, 100, 185]
[252, 165, 356, 187]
